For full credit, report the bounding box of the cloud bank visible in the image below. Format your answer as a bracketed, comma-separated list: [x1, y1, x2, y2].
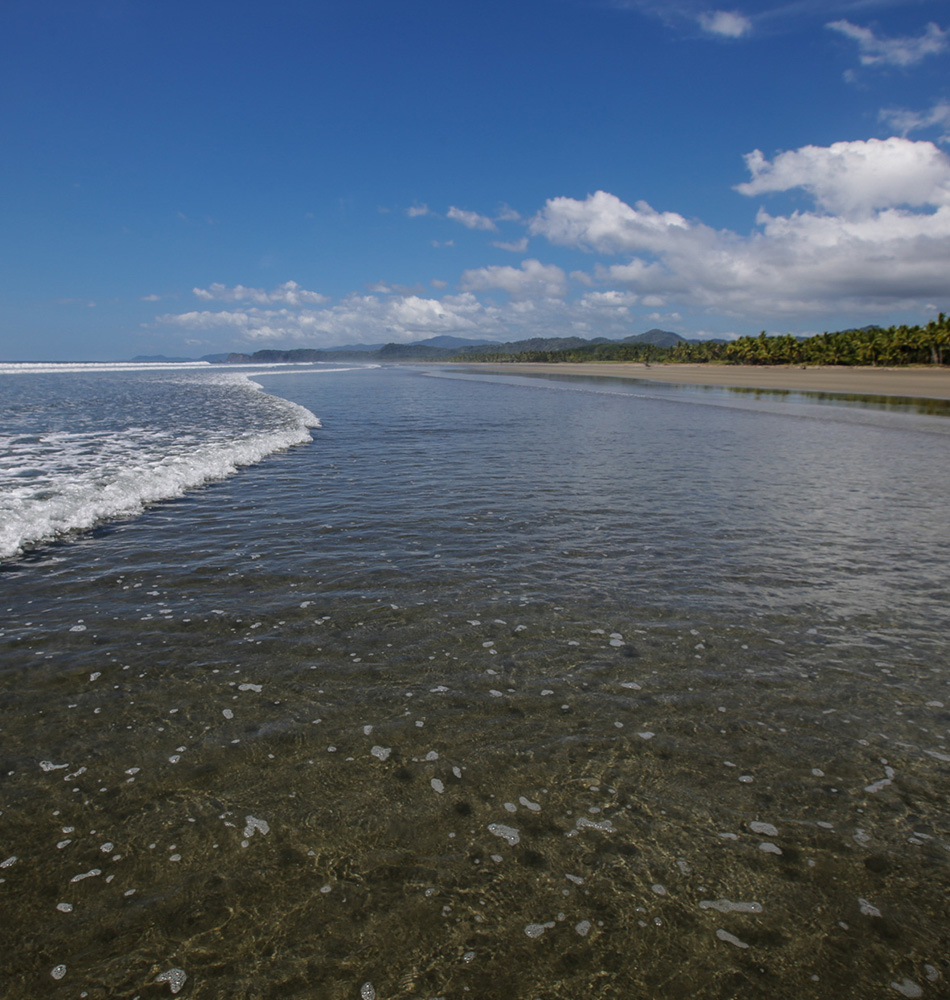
[530, 137, 950, 316]
[193, 281, 329, 306]
[156, 137, 950, 347]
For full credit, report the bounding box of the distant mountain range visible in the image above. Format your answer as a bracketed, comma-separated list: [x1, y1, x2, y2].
[132, 329, 699, 364]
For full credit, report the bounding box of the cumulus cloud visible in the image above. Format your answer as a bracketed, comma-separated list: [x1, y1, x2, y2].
[880, 100, 950, 144]
[827, 20, 948, 68]
[446, 206, 498, 231]
[530, 190, 695, 255]
[530, 137, 950, 317]
[579, 290, 640, 313]
[193, 280, 329, 306]
[407, 203, 430, 217]
[460, 259, 567, 299]
[159, 293, 491, 345]
[156, 137, 950, 348]
[157, 280, 655, 347]
[698, 10, 751, 38]
[588, 204, 950, 316]
[735, 137, 950, 216]
[492, 236, 530, 252]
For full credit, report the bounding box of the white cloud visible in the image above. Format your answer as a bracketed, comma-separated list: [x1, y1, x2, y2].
[529, 137, 950, 318]
[880, 100, 950, 144]
[159, 293, 491, 345]
[529, 190, 694, 255]
[460, 259, 567, 299]
[579, 290, 640, 313]
[735, 137, 950, 217]
[407, 203, 430, 218]
[160, 309, 258, 331]
[388, 294, 483, 332]
[141, 293, 161, 302]
[698, 9, 751, 37]
[495, 204, 523, 222]
[492, 237, 530, 252]
[447, 206, 498, 231]
[158, 279, 656, 347]
[587, 205, 950, 317]
[193, 280, 328, 306]
[827, 19, 948, 68]
[157, 137, 950, 349]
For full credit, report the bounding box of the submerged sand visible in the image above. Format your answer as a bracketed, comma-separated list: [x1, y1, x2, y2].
[459, 362, 950, 401]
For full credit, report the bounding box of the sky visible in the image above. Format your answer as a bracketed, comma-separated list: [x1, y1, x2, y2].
[1, 0, 949, 360]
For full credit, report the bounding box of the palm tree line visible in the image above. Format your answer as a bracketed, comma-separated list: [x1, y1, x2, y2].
[456, 315, 950, 367]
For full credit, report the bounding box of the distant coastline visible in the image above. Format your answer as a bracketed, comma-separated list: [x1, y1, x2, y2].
[133, 315, 950, 373]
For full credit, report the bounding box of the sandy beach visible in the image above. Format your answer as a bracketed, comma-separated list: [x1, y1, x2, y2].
[458, 361, 950, 401]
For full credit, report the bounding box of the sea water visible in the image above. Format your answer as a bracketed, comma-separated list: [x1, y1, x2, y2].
[1, 362, 949, 999]
[0, 363, 322, 560]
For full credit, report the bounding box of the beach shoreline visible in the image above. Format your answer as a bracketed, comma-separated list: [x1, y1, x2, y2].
[452, 361, 950, 400]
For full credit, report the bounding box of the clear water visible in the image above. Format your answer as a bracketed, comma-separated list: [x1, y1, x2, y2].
[1, 364, 949, 999]
[0, 363, 322, 560]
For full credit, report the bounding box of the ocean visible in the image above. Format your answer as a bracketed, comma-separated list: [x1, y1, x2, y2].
[1, 361, 949, 999]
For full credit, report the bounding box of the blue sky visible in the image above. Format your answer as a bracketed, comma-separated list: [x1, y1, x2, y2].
[1, 0, 948, 360]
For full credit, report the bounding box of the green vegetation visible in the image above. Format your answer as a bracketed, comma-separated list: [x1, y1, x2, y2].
[455, 315, 950, 367]
[676, 314, 950, 366]
[215, 315, 949, 367]
[452, 340, 671, 364]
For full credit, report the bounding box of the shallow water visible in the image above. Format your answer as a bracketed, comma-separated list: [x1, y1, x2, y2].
[1, 365, 949, 999]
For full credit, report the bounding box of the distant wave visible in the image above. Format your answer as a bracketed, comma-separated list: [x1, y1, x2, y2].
[0, 361, 215, 374]
[0, 361, 383, 375]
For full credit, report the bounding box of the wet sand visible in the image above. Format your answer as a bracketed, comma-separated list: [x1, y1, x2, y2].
[458, 362, 950, 400]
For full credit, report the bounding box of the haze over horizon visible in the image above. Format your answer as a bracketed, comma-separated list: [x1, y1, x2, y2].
[2, 0, 949, 361]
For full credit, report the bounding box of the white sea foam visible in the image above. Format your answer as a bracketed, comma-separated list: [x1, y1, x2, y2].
[0, 369, 321, 560]
[716, 929, 749, 948]
[488, 823, 520, 845]
[155, 968, 188, 994]
[700, 899, 763, 914]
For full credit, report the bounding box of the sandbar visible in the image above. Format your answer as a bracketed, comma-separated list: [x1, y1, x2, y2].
[456, 362, 950, 401]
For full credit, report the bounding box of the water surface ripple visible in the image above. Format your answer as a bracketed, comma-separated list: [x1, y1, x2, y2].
[1, 365, 948, 999]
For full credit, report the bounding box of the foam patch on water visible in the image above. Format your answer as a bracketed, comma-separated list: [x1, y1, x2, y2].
[242, 816, 270, 842]
[716, 929, 749, 949]
[573, 817, 615, 834]
[488, 823, 520, 845]
[0, 370, 321, 560]
[155, 968, 188, 994]
[700, 899, 763, 914]
[524, 921, 555, 938]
